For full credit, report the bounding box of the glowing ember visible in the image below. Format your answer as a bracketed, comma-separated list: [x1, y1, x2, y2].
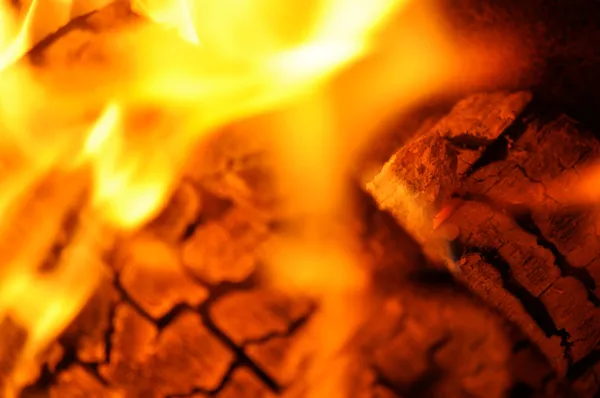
[0, 0, 523, 395]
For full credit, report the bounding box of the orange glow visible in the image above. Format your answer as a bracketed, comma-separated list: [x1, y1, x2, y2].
[555, 163, 600, 205]
[0, 0, 37, 70]
[0, 0, 525, 395]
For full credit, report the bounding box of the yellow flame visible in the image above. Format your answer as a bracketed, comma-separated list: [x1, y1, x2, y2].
[131, 0, 199, 44]
[80, 102, 185, 229]
[0, 0, 34, 70]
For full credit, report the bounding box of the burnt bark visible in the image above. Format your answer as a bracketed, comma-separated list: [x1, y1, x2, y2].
[450, 113, 600, 396]
[369, 90, 600, 397]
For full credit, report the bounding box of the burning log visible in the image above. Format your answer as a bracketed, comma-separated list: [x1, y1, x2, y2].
[369, 90, 600, 396]
[367, 91, 532, 251]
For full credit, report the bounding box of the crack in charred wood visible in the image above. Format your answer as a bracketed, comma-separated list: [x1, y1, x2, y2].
[204, 274, 258, 298]
[561, 149, 592, 173]
[462, 101, 536, 177]
[453, 194, 600, 308]
[110, 271, 281, 396]
[241, 310, 314, 347]
[155, 303, 198, 331]
[180, 188, 235, 241]
[166, 361, 242, 398]
[100, 296, 121, 368]
[459, 245, 570, 352]
[469, 245, 575, 366]
[567, 349, 600, 381]
[445, 135, 495, 150]
[74, 363, 112, 388]
[112, 274, 157, 324]
[38, 208, 82, 274]
[198, 300, 281, 394]
[21, 346, 77, 394]
[26, 1, 138, 65]
[515, 163, 544, 184]
[511, 212, 600, 307]
[512, 339, 535, 353]
[508, 382, 536, 398]
[559, 330, 575, 367]
[22, 346, 112, 396]
[406, 267, 458, 287]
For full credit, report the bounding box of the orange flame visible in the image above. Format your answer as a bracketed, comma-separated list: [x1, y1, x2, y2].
[131, 0, 198, 44]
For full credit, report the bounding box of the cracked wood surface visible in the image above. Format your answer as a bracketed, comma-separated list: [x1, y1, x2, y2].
[450, 113, 600, 396]
[369, 90, 600, 396]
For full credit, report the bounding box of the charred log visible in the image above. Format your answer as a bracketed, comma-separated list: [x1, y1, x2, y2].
[369, 90, 600, 396]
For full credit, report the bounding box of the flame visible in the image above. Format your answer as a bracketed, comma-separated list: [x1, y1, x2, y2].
[0, 0, 35, 70]
[131, 0, 198, 44]
[0, 0, 524, 395]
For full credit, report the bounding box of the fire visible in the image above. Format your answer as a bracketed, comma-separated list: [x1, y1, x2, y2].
[0, 0, 523, 395]
[131, 0, 198, 43]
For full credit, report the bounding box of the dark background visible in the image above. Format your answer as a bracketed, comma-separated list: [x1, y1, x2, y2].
[359, 0, 600, 169]
[441, 0, 600, 127]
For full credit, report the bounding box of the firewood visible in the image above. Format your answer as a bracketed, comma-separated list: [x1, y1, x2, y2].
[95, 304, 237, 397]
[181, 206, 271, 285]
[450, 112, 600, 394]
[367, 91, 532, 259]
[367, 91, 532, 230]
[210, 288, 314, 387]
[456, 113, 600, 366]
[369, 90, 600, 395]
[210, 289, 313, 346]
